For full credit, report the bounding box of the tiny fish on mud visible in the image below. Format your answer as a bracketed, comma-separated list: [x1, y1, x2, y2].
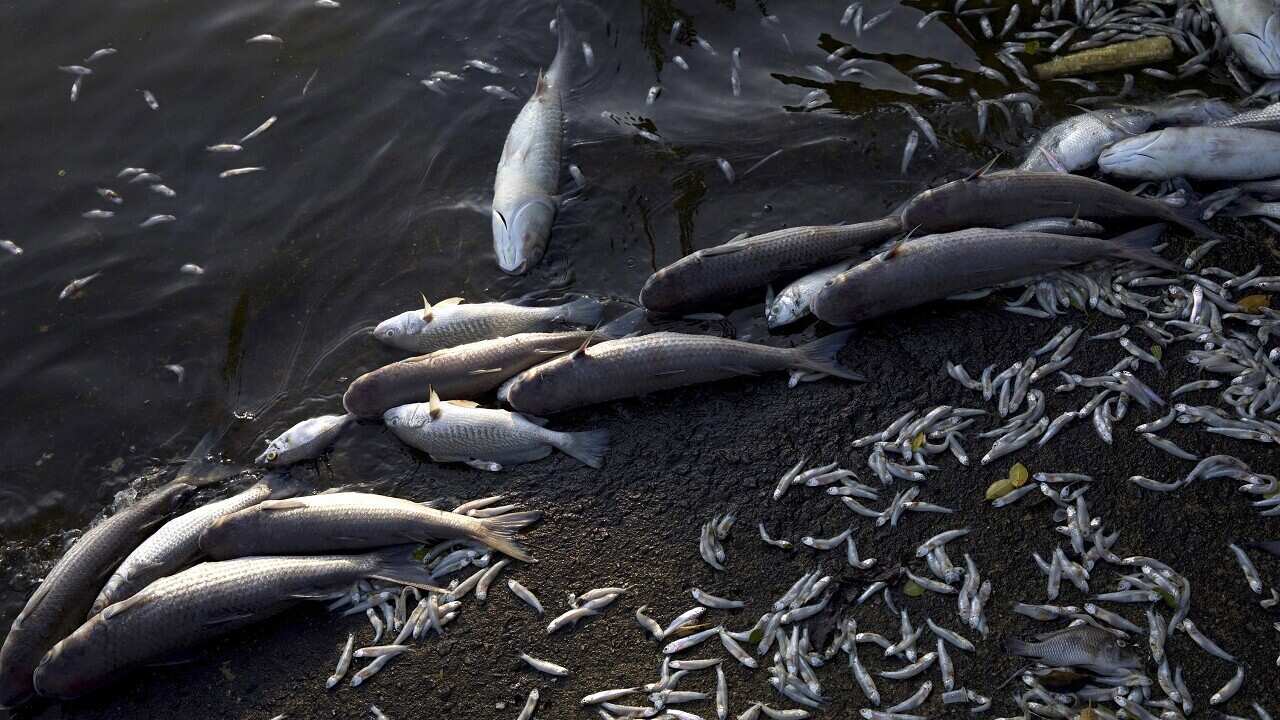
[84, 48, 116, 63]
[483, 85, 518, 101]
[502, 331, 862, 415]
[82, 210, 114, 219]
[179, 264, 204, 275]
[219, 167, 265, 178]
[256, 413, 355, 465]
[384, 388, 608, 469]
[373, 295, 601, 354]
[199, 491, 540, 562]
[59, 272, 102, 300]
[239, 116, 277, 143]
[766, 259, 857, 328]
[1003, 624, 1141, 675]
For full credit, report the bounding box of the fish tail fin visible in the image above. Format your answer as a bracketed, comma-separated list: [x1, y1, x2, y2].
[1108, 224, 1181, 272]
[477, 511, 543, 562]
[1002, 637, 1030, 656]
[367, 546, 448, 592]
[599, 307, 647, 339]
[555, 428, 610, 468]
[548, 5, 576, 87]
[1169, 203, 1226, 241]
[795, 330, 866, 382]
[556, 296, 604, 327]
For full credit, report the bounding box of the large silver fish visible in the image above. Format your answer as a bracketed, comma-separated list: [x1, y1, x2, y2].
[811, 225, 1177, 326]
[1209, 0, 1280, 79]
[1139, 97, 1235, 126]
[639, 218, 903, 314]
[384, 389, 609, 469]
[1003, 624, 1142, 675]
[897, 170, 1219, 239]
[199, 491, 539, 562]
[0, 479, 204, 707]
[88, 474, 301, 617]
[373, 295, 601, 354]
[501, 331, 863, 416]
[344, 330, 594, 417]
[1211, 101, 1280, 130]
[1100, 127, 1280, 180]
[33, 549, 441, 699]
[1018, 107, 1154, 173]
[492, 7, 575, 273]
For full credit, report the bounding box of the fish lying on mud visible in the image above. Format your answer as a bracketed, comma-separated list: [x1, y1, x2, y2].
[1018, 107, 1155, 173]
[199, 491, 539, 562]
[1003, 624, 1142, 675]
[811, 225, 1177, 326]
[639, 218, 903, 314]
[345, 331, 596, 416]
[501, 330, 862, 416]
[256, 414, 354, 465]
[33, 549, 441, 699]
[1209, 0, 1280, 79]
[0, 479, 205, 707]
[373, 296, 601, 354]
[1100, 126, 1280, 181]
[89, 474, 301, 616]
[897, 170, 1220, 239]
[384, 388, 608, 469]
[491, 7, 575, 274]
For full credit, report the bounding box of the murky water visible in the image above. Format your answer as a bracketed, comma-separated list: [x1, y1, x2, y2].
[0, 0, 1210, 628]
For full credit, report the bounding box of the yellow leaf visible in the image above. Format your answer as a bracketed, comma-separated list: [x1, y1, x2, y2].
[904, 581, 924, 597]
[986, 477, 1015, 501]
[1240, 294, 1271, 313]
[1009, 462, 1029, 488]
[1151, 344, 1162, 361]
[912, 432, 925, 451]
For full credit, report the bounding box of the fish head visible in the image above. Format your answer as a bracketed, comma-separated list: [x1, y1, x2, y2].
[1098, 133, 1168, 179]
[1103, 637, 1144, 670]
[32, 622, 109, 700]
[1233, 13, 1280, 78]
[255, 436, 288, 466]
[1098, 107, 1156, 136]
[373, 310, 426, 346]
[766, 290, 807, 328]
[383, 403, 429, 429]
[493, 198, 556, 274]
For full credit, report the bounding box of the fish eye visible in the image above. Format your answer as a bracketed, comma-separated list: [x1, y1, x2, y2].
[266, 451, 277, 461]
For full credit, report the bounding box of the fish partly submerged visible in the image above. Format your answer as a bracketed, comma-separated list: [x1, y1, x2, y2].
[88, 473, 301, 617]
[373, 295, 601, 354]
[256, 413, 355, 465]
[199, 491, 539, 562]
[501, 330, 863, 416]
[811, 225, 1178, 326]
[492, 7, 576, 274]
[384, 388, 608, 469]
[33, 549, 441, 699]
[640, 218, 903, 314]
[1003, 624, 1142, 675]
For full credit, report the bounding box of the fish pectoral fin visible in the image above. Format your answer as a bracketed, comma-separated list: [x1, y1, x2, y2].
[700, 243, 747, 257]
[654, 369, 687, 377]
[102, 592, 153, 621]
[463, 459, 505, 472]
[329, 535, 370, 543]
[446, 399, 482, 407]
[467, 368, 505, 375]
[517, 413, 550, 426]
[203, 612, 259, 627]
[259, 499, 309, 511]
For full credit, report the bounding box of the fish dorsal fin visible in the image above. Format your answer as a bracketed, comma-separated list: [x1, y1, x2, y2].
[421, 293, 433, 322]
[726, 231, 751, 244]
[765, 284, 776, 306]
[428, 386, 442, 419]
[701, 243, 747, 257]
[965, 153, 1002, 181]
[885, 225, 921, 260]
[102, 592, 152, 621]
[534, 68, 548, 96]
[437, 297, 464, 308]
[259, 498, 309, 512]
[446, 399, 480, 408]
[570, 329, 597, 360]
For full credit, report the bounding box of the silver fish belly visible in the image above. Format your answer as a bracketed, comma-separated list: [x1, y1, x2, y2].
[373, 296, 601, 354]
[1018, 108, 1154, 173]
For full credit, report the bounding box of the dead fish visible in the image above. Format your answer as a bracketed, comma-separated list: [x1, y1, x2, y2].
[139, 215, 175, 228]
[0, 240, 22, 256]
[502, 331, 863, 415]
[84, 48, 116, 63]
[206, 144, 242, 153]
[483, 85, 519, 101]
[95, 188, 122, 204]
[1101, 127, 1280, 181]
[90, 474, 301, 616]
[343, 331, 597, 417]
[373, 295, 601, 355]
[384, 388, 609, 469]
[766, 259, 858, 328]
[163, 364, 185, 381]
[1139, 97, 1235, 126]
[639, 218, 903, 314]
[219, 167, 265, 178]
[812, 225, 1176, 326]
[199, 491, 539, 562]
[81, 210, 114, 219]
[239, 116, 277, 143]
[246, 34, 284, 44]
[1018, 107, 1155, 173]
[32, 548, 441, 699]
[140, 90, 158, 110]
[1003, 624, 1141, 674]
[58, 65, 92, 76]
[59, 272, 102, 300]
[256, 414, 355, 465]
[0, 477, 208, 706]
[897, 170, 1219, 239]
[315, 0, 340, 7]
[465, 59, 502, 74]
[491, 8, 574, 274]
[179, 264, 204, 275]
[149, 185, 176, 198]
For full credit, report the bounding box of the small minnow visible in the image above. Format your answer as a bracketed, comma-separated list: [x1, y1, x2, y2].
[220, 167, 265, 177]
[482, 85, 518, 100]
[646, 85, 661, 104]
[247, 34, 284, 44]
[140, 90, 158, 109]
[1228, 543, 1263, 593]
[519, 651, 569, 676]
[206, 144, 242, 153]
[692, 588, 744, 610]
[1142, 433, 1197, 461]
[663, 624, 721, 654]
[315, 0, 340, 7]
[70, 77, 81, 102]
[150, 184, 176, 198]
[1210, 665, 1244, 705]
[354, 644, 409, 659]
[128, 172, 160, 184]
[716, 158, 735, 184]
[673, 55, 689, 70]
[916, 529, 970, 557]
[139, 214, 175, 228]
[163, 364, 185, 382]
[546, 605, 598, 634]
[1180, 619, 1235, 661]
[82, 209, 114, 219]
[878, 652, 936, 680]
[464, 59, 501, 74]
[635, 605, 663, 640]
[59, 272, 102, 300]
[179, 264, 203, 275]
[325, 633, 355, 689]
[581, 42, 593, 68]
[84, 48, 116, 63]
[581, 687, 641, 705]
[662, 607, 705, 637]
[0, 239, 22, 256]
[96, 188, 122, 204]
[507, 579, 543, 614]
[59, 65, 92, 76]
[516, 689, 539, 720]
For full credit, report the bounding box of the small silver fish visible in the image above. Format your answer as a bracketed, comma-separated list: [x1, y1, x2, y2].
[140, 90, 158, 110]
[219, 167, 265, 178]
[82, 210, 114, 219]
[482, 85, 518, 101]
[206, 144, 242, 153]
[84, 48, 117, 63]
[246, 34, 284, 44]
[240, 116, 277, 143]
[179, 264, 204, 275]
[149, 184, 176, 198]
[139, 214, 175, 228]
[58, 65, 92, 76]
[465, 59, 502, 74]
[59, 272, 101, 300]
[0, 239, 22, 256]
[257, 413, 355, 465]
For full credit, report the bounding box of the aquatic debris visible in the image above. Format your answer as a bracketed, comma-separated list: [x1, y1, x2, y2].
[1034, 36, 1174, 79]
